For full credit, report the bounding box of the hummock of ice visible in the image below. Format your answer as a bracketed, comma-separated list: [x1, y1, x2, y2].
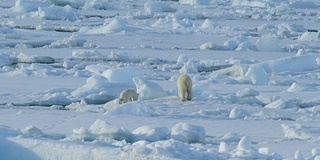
[72, 119, 207, 144]
[179, 0, 211, 5]
[102, 67, 153, 87]
[87, 19, 141, 34]
[133, 77, 168, 101]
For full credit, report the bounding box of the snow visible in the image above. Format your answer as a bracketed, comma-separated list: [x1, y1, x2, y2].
[1, 0, 320, 159]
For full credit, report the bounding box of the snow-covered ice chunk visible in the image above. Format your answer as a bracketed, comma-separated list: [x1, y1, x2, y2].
[151, 14, 192, 29]
[200, 19, 220, 30]
[17, 53, 55, 64]
[199, 42, 217, 50]
[49, 35, 86, 48]
[235, 41, 257, 51]
[245, 64, 269, 84]
[224, 35, 247, 50]
[49, 0, 85, 9]
[229, 107, 249, 119]
[294, 150, 304, 160]
[32, 5, 78, 21]
[281, 124, 320, 139]
[299, 31, 320, 42]
[247, 54, 318, 74]
[179, 59, 198, 74]
[255, 37, 283, 51]
[132, 126, 169, 142]
[176, 54, 189, 66]
[82, 0, 114, 10]
[237, 136, 251, 150]
[170, 122, 206, 143]
[287, 82, 317, 92]
[236, 88, 259, 98]
[72, 50, 105, 60]
[264, 99, 298, 109]
[232, 0, 267, 8]
[102, 67, 153, 87]
[179, 0, 211, 5]
[144, 1, 176, 13]
[219, 141, 229, 153]
[89, 119, 131, 141]
[71, 127, 96, 141]
[21, 125, 65, 140]
[87, 18, 141, 34]
[133, 77, 168, 101]
[71, 75, 130, 103]
[12, 0, 50, 12]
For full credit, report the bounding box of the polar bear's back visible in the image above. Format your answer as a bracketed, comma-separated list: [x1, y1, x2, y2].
[177, 74, 192, 88]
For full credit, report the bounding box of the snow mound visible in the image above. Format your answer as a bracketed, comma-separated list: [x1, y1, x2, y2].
[179, 0, 211, 5]
[133, 77, 168, 101]
[49, 35, 86, 48]
[232, 136, 280, 159]
[17, 53, 55, 64]
[72, 119, 209, 145]
[200, 19, 220, 30]
[299, 31, 320, 42]
[102, 67, 154, 87]
[247, 54, 318, 74]
[170, 122, 205, 143]
[179, 59, 198, 74]
[71, 75, 130, 104]
[132, 126, 169, 142]
[12, 0, 50, 12]
[245, 64, 269, 84]
[71, 50, 105, 60]
[255, 37, 283, 51]
[89, 119, 131, 141]
[282, 124, 320, 139]
[48, 0, 85, 9]
[176, 54, 189, 66]
[151, 14, 193, 29]
[236, 88, 259, 98]
[229, 107, 250, 119]
[144, 1, 176, 13]
[82, 0, 114, 10]
[232, 0, 268, 8]
[265, 99, 298, 109]
[32, 5, 78, 21]
[199, 42, 217, 50]
[287, 82, 317, 92]
[87, 19, 141, 34]
[224, 35, 248, 50]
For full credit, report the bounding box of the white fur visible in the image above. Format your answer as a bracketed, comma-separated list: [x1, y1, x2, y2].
[177, 74, 192, 101]
[119, 89, 139, 104]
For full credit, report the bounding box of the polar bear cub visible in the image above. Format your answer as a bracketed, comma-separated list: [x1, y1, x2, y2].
[119, 89, 139, 104]
[177, 74, 192, 101]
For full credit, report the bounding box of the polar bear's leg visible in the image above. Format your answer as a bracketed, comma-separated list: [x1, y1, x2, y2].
[186, 83, 192, 101]
[179, 88, 186, 101]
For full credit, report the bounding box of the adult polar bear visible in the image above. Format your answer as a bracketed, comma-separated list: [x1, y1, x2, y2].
[177, 74, 192, 101]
